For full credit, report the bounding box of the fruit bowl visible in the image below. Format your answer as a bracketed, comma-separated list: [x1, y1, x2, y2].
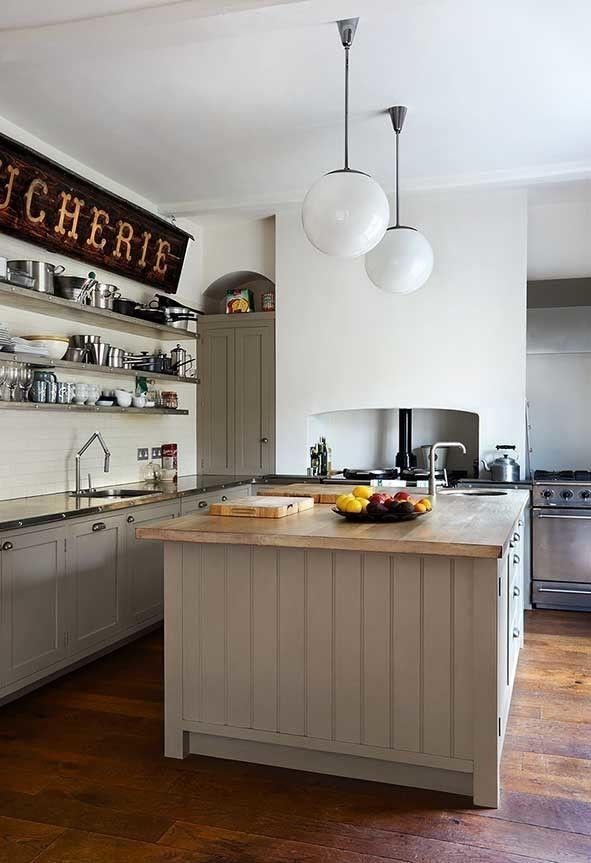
[332, 507, 429, 523]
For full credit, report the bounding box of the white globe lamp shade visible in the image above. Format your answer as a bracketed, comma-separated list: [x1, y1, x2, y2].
[302, 170, 390, 258]
[365, 226, 434, 294]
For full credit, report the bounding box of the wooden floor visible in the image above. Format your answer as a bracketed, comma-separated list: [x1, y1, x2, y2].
[1, 610, 590, 862]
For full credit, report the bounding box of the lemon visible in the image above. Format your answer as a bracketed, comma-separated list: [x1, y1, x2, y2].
[357, 498, 369, 511]
[418, 497, 432, 512]
[352, 485, 372, 500]
[336, 493, 354, 511]
[345, 498, 363, 514]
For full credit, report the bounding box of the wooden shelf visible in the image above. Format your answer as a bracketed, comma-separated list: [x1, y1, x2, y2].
[0, 279, 197, 340]
[0, 402, 189, 415]
[6, 352, 198, 385]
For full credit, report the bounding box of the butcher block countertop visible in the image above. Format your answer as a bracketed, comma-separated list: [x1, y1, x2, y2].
[137, 489, 529, 558]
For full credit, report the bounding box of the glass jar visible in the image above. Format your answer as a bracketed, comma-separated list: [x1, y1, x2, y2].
[161, 391, 178, 410]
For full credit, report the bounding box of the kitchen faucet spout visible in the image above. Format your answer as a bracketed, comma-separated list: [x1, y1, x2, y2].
[429, 441, 467, 499]
[75, 431, 111, 498]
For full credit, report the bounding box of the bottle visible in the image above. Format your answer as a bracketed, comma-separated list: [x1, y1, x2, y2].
[327, 445, 333, 477]
[310, 446, 319, 476]
[319, 437, 328, 476]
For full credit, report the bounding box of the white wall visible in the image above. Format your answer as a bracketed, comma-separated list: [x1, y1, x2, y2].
[527, 353, 591, 471]
[202, 217, 275, 291]
[0, 115, 200, 499]
[528, 199, 591, 281]
[275, 189, 528, 474]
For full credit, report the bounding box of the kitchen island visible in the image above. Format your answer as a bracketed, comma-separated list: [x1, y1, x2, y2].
[137, 490, 529, 807]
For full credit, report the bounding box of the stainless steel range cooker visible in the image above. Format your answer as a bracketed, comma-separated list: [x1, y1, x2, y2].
[532, 470, 591, 610]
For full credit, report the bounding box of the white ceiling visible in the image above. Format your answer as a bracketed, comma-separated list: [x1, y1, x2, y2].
[0, 0, 589, 215]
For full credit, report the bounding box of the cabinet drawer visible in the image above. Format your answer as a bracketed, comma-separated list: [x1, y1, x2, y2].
[181, 485, 250, 516]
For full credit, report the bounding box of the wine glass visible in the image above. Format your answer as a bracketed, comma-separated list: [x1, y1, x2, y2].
[0, 362, 6, 400]
[18, 364, 33, 402]
[5, 363, 20, 402]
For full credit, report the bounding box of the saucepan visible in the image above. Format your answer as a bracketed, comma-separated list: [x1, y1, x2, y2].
[8, 261, 65, 294]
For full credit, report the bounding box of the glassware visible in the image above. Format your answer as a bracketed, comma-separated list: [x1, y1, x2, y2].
[74, 383, 89, 404]
[17, 364, 33, 402]
[0, 362, 6, 400]
[5, 363, 20, 401]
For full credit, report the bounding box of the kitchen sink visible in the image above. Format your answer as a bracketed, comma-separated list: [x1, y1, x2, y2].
[71, 488, 161, 499]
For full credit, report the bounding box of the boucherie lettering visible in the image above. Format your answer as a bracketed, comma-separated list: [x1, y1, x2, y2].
[0, 132, 192, 293]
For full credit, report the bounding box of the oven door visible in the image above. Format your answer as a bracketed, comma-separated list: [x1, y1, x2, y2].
[533, 507, 591, 583]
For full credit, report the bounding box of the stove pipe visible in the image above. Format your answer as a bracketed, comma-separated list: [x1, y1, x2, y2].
[395, 408, 417, 471]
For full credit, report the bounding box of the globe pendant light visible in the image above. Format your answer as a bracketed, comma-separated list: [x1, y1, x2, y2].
[365, 106, 434, 294]
[302, 19, 389, 258]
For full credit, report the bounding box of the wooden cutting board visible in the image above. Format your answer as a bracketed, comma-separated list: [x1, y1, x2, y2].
[256, 483, 359, 504]
[209, 496, 315, 518]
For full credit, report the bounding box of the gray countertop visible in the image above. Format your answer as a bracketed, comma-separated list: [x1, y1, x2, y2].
[0, 474, 256, 532]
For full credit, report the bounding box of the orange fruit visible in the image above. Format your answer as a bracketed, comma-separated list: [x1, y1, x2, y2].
[414, 502, 427, 513]
[418, 498, 432, 511]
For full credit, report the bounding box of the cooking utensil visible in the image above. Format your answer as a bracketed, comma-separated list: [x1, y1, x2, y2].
[88, 283, 120, 310]
[55, 275, 99, 302]
[64, 347, 86, 363]
[90, 342, 111, 366]
[69, 334, 101, 348]
[7, 269, 35, 289]
[107, 347, 127, 368]
[7, 261, 65, 294]
[481, 446, 520, 482]
[112, 297, 137, 316]
[133, 306, 168, 325]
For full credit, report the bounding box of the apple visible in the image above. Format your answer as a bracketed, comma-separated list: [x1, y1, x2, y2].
[393, 491, 411, 501]
[369, 493, 389, 504]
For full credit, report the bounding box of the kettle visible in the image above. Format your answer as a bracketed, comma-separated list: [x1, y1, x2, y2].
[481, 445, 520, 482]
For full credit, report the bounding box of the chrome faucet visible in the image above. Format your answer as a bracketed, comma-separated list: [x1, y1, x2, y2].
[75, 432, 111, 497]
[429, 441, 467, 498]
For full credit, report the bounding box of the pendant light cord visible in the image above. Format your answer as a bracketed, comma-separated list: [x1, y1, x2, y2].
[394, 129, 400, 226]
[344, 44, 350, 170]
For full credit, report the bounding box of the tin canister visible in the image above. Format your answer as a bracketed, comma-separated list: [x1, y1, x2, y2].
[262, 291, 275, 311]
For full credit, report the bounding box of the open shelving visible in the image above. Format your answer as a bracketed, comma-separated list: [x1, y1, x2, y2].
[0, 402, 188, 416]
[0, 279, 197, 340]
[6, 351, 198, 385]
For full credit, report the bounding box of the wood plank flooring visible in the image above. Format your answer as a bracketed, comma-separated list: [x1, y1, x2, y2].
[0, 609, 589, 862]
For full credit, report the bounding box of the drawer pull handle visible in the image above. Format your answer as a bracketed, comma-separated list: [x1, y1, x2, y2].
[92, 522, 106, 532]
[221, 495, 228, 502]
[261, 437, 269, 444]
[513, 532, 521, 542]
[198, 501, 208, 509]
[127, 515, 135, 524]
[518, 519, 524, 527]
[512, 627, 521, 638]
[513, 585, 521, 597]
[1, 541, 13, 551]
[513, 553, 520, 565]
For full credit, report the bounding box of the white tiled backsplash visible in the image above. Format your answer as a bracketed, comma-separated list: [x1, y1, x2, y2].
[0, 379, 197, 500]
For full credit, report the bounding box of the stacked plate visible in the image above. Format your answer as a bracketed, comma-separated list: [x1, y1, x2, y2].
[2, 336, 50, 356]
[0, 323, 11, 350]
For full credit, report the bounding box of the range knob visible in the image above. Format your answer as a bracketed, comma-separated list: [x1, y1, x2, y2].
[541, 488, 554, 499]
[561, 489, 574, 500]
[581, 490, 591, 501]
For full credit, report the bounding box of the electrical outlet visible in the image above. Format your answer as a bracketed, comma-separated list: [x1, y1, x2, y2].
[137, 448, 149, 461]
[151, 446, 161, 459]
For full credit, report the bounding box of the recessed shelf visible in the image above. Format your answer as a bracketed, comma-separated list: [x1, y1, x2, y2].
[0, 402, 189, 415]
[4, 351, 198, 385]
[0, 279, 197, 340]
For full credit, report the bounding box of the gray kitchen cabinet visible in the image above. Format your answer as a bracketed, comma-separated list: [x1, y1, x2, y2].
[0, 525, 68, 686]
[181, 485, 251, 516]
[125, 501, 179, 626]
[67, 514, 127, 655]
[198, 316, 275, 475]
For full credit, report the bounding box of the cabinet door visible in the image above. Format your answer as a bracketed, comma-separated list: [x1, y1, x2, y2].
[68, 515, 126, 655]
[234, 324, 275, 474]
[199, 327, 236, 474]
[126, 502, 178, 626]
[181, 486, 251, 516]
[0, 526, 68, 685]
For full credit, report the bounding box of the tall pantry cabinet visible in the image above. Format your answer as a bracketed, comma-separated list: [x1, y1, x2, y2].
[198, 313, 275, 476]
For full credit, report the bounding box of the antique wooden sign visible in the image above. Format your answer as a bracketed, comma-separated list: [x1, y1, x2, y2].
[0, 132, 193, 293]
